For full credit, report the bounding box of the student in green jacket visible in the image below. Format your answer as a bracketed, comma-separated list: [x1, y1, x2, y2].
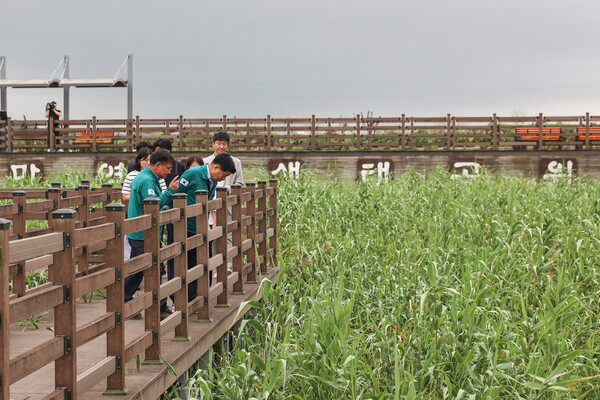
[124, 149, 179, 319]
[172, 153, 237, 301]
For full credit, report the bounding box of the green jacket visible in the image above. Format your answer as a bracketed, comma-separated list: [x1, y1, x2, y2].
[127, 166, 175, 240]
[174, 164, 217, 234]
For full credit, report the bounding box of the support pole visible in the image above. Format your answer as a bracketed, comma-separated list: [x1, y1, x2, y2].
[0, 219, 10, 400]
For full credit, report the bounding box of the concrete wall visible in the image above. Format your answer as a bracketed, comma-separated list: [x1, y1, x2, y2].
[0, 150, 597, 182]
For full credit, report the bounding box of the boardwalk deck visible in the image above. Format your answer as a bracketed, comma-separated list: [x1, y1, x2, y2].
[10, 267, 278, 399]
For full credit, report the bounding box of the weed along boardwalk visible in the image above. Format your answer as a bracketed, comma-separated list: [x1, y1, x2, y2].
[0, 180, 279, 399]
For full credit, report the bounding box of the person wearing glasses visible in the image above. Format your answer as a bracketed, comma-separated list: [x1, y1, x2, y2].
[124, 148, 180, 320]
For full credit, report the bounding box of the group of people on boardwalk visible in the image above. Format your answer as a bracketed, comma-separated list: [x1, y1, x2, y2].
[121, 132, 242, 320]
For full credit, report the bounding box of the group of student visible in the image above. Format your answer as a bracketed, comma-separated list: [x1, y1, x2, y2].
[121, 132, 243, 320]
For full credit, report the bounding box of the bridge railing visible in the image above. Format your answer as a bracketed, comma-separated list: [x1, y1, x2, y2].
[1, 113, 599, 152]
[0, 179, 278, 399]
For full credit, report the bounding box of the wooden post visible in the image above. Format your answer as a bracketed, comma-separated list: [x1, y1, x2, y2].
[49, 116, 55, 151]
[6, 118, 12, 153]
[266, 115, 272, 151]
[231, 185, 244, 295]
[172, 193, 190, 340]
[445, 114, 452, 150]
[195, 190, 211, 322]
[92, 116, 98, 152]
[104, 203, 128, 395]
[216, 187, 229, 307]
[143, 198, 161, 364]
[0, 219, 11, 400]
[51, 209, 78, 398]
[11, 191, 26, 297]
[311, 115, 316, 151]
[77, 185, 90, 275]
[257, 181, 268, 273]
[245, 183, 258, 284]
[178, 115, 184, 151]
[585, 112, 590, 150]
[537, 113, 544, 150]
[356, 114, 361, 150]
[135, 116, 141, 147]
[46, 188, 61, 239]
[268, 179, 278, 269]
[401, 114, 406, 150]
[492, 114, 498, 150]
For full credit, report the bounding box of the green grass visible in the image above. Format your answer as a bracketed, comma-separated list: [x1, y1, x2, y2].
[173, 168, 600, 399]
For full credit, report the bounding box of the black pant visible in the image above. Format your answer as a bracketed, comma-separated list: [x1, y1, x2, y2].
[168, 231, 199, 302]
[124, 237, 167, 308]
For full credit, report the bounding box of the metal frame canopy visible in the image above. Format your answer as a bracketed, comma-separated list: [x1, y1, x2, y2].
[0, 55, 133, 119]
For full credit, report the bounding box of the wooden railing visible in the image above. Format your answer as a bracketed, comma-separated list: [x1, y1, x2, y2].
[1, 113, 600, 152]
[0, 180, 278, 399]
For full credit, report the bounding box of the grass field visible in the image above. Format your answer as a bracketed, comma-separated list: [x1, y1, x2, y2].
[173, 169, 600, 399]
[6, 167, 600, 398]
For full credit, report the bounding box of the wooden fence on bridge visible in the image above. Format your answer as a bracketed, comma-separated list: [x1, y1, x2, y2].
[1, 113, 600, 152]
[0, 179, 278, 399]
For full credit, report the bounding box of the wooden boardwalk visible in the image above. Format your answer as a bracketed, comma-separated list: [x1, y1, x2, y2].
[9, 267, 278, 399]
[0, 180, 279, 399]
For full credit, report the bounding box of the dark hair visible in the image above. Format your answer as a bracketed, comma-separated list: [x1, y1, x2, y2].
[150, 148, 175, 165]
[185, 154, 204, 169]
[212, 153, 236, 173]
[212, 131, 230, 143]
[133, 147, 153, 171]
[135, 141, 151, 152]
[153, 138, 173, 152]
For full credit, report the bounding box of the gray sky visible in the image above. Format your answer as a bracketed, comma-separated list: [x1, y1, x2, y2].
[3, 0, 600, 120]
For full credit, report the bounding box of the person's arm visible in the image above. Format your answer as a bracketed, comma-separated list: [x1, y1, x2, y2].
[54, 109, 62, 117]
[158, 175, 179, 208]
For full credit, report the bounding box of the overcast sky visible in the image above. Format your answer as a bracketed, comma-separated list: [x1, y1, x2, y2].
[2, 0, 600, 120]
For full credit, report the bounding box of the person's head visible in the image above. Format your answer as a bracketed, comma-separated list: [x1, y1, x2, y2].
[135, 141, 151, 152]
[208, 153, 236, 182]
[212, 131, 230, 156]
[185, 154, 204, 169]
[153, 138, 173, 152]
[149, 148, 175, 179]
[133, 147, 153, 171]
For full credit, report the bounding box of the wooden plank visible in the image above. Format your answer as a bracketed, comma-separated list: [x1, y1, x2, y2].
[187, 263, 206, 283]
[207, 198, 222, 212]
[227, 245, 239, 260]
[123, 253, 153, 277]
[8, 232, 64, 264]
[186, 203, 204, 218]
[226, 194, 238, 207]
[77, 312, 115, 347]
[159, 208, 181, 225]
[159, 242, 183, 263]
[208, 254, 224, 272]
[187, 232, 205, 250]
[9, 284, 64, 323]
[124, 331, 153, 363]
[160, 276, 183, 300]
[74, 223, 116, 248]
[207, 226, 224, 242]
[23, 200, 54, 213]
[74, 268, 116, 298]
[242, 238, 253, 253]
[123, 292, 153, 319]
[0, 203, 17, 218]
[122, 214, 152, 236]
[58, 195, 84, 208]
[77, 355, 116, 394]
[9, 337, 64, 384]
[43, 389, 66, 400]
[159, 311, 183, 336]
